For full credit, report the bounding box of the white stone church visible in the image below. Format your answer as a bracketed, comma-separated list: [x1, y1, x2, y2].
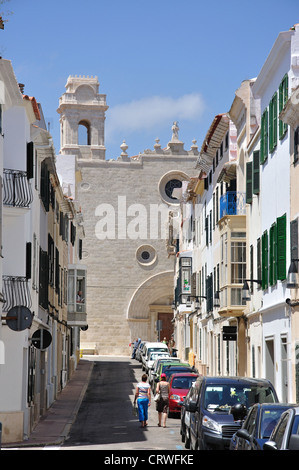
[57, 75, 198, 356]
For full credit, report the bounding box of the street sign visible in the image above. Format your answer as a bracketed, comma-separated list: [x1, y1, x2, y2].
[223, 326, 237, 341]
[31, 329, 52, 350]
[4, 306, 33, 331]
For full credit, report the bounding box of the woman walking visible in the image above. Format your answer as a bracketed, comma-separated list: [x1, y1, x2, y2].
[134, 373, 151, 428]
[156, 373, 170, 428]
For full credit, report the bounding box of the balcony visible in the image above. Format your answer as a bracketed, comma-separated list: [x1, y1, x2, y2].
[2, 275, 32, 313]
[3, 169, 33, 208]
[220, 191, 246, 219]
[67, 265, 87, 326]
[218, 286, 246, 317]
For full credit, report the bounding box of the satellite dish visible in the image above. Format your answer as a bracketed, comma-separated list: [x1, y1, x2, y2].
[31, 329, 52, 350]
[5, 306, 33, 331]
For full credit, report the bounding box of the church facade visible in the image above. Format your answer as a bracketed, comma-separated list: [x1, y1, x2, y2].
[57, 75, 198, 355]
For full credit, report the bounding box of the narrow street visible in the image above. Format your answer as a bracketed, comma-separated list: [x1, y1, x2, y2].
[61, 356, 183, 451]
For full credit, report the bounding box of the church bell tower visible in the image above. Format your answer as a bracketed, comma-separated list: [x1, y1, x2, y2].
[57, 75, 108, 160]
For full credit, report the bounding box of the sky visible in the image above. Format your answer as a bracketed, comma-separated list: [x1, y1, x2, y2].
[0, 0, 298, 160]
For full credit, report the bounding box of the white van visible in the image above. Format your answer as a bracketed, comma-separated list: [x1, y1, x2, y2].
[141, 342, 169, 371]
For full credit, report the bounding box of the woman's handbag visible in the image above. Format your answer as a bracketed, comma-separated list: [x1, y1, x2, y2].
[154, 391, 160, 402]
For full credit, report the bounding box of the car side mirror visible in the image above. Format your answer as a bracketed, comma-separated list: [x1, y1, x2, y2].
[263, 440, 278, 451]
[236, 429, 251, 441]
[185, 400, 197, 413]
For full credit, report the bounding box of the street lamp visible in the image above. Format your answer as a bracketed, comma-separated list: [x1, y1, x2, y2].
[286, 259, 299, 289]
[241, 279, 262, 302]
[186, 295, 206, 309]
[214, 291, 220, 308]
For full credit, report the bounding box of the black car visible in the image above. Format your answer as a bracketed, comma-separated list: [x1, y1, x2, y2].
[185, 376, 279, 450]
[231, 403, 296, 450]
[180, 381, 198, 449]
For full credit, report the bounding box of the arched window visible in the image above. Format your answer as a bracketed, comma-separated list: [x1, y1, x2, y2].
[78, 120, 91, 145]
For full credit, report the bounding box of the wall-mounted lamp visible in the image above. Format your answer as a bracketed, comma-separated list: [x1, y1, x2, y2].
[286, 259, 299, 289]
[286, 298, 299, 307]
[241, 279, 262, 302]
[186, 295, 206, 309]
[214, 291, 220, 308]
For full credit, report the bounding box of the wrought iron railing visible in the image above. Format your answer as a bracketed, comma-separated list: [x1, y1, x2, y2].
[3, 168, 33, 207]
[2, 276, 32, 312]
[220, 191, 246, 219]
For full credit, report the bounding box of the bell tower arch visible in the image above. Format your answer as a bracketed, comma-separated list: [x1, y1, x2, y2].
[57, 75, 108, 160]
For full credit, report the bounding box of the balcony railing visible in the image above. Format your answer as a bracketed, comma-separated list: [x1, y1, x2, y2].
[220, 191, 246, 219]
[2, 275, 32, 313]
[3, 169, 33, 208]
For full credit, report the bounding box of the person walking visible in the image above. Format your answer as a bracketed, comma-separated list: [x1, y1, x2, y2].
[155, 373, 170, 428]
[134, 373, 151, 427]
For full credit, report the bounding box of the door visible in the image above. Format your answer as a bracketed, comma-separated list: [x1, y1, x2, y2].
[157, 312, 173, 343]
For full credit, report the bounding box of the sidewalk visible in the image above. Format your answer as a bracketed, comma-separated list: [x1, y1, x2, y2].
[3, 359, 94, 448]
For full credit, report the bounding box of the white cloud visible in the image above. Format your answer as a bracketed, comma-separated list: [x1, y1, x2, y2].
[105, 93, 205, 142]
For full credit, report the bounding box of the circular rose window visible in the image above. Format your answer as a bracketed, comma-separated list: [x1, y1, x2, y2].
[136, 245, 157, 266]
[159, 171, 190, 205]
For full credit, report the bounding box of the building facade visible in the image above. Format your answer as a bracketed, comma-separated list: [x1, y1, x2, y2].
[0, 60, 86, 444]
[57, 76, 199, 356]
[170, 24, 299, 404]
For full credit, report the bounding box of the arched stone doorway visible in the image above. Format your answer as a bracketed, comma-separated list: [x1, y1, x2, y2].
[127, 271, 174, 343]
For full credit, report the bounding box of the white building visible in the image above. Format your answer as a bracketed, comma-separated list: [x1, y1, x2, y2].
[248, 24, 299, 402]
[0, 60, 36, 443]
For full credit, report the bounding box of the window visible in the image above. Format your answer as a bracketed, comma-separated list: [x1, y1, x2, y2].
[279, 74, 288, 140]
[246, 161, 253, 204]
[231, 241, 246, 284]
[269, 92, 278, 152]
[68, 266, 86, 314]
[253, 151, 260, 195]
[262, 230, 268, 290]
[78, 120, 91, 145]
[269, 222, 277, 286]
[277, 213, 287, 281]
[260, 109, 268, 164]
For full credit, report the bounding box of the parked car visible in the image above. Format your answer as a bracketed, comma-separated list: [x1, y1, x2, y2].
[145, 351, 170, 374]
[163, 364, 196, 383]
[168, 372, 199, 418]
[149, 357, 181, 391]
[135, 341, 147, 362]
[230, 403, 296, 450]
[180, 381, 198, 449]
[154, 361, 193, 386]
[263, 406, 299, 450]
[141, 342, 169, 371]
[185, 376, 278, 450]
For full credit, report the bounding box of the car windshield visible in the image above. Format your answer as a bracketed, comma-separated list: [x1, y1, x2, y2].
[172, 376, 197, 390]
[148, 348, 168, 355]
[204, 384, 276, 413]
[260, 408, 290, 439]
[149, 352, 169, 361]
[165, 367, 192, 381]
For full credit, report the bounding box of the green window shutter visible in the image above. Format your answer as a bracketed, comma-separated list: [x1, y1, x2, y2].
[269, 93, 277, 153]
[279, 75, 288, 140]
[261, 113, 265, 164]
[253, 150, 260, 194]
[257, 237, 261, 286]
[246, 161, 253, 204]
[277, 213, 287, 280]
[273, 92, 277, 148]
[269, 223, 277, 286]
[262, 230, 268, 290]
[261, 109, 268, 164]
